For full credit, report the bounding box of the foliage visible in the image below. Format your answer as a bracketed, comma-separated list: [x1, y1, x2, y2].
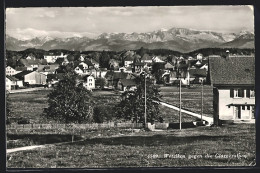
[151, 63, 166, 84]
[6, 92, 12, 124]
[99, 51, 110, 68]
[116, 74, 161, 124]
[93, 105, 114, 123]
[95, 78, 107, 89]
[44, 65, 93, 123]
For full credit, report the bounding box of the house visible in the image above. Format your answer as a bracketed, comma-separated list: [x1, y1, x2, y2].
[105, 71, 130, 88]
[14, 71, 47, 85]
[37, 64, 60, 75]
[6, 76, 23, 91]
[208, 55, 255, 125]
[124, 55, 135, 67]
[90, 58, 100, 69]
[109, 59, 119, 69]
[6, 66, 19, 76]
[81, 75, 95, 90]
[141, 54, 153, 64]
[117, 79, 137, 91]
[44, 52, 67, 63]
[131, 62, 145, 73]
[196, 53, 203, 60]
[152, 56, 165, 63]
[17, 59, 47, 71]
[189, 68, 207, 84]
[164, 62, 175, 70]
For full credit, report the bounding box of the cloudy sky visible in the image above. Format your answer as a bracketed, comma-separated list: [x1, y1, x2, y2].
[6, 6, 254, 40]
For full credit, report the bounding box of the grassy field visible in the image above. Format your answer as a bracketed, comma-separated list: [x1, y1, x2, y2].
[7, 124, 255, 167]
[8, 89, 121, 124]
[8, 85, 213, 124]
[159, 85, 213, 121]
[8, 89, 52, 124]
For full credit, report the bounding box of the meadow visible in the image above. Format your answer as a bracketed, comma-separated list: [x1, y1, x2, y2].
[7, 124, 255, 167]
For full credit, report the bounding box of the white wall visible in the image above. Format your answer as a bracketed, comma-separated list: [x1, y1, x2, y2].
[218, 89, 255, 120]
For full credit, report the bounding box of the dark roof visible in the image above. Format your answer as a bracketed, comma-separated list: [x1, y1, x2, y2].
[189, 69, 207, 78]
[209, 56, 255, 85]
[105, 71, 129, 80]
[6, 75, 19, 81]
[119, 79, 136, 86]
[37, 64, 59, 72]
[85, 59, 94, 66]
[141, 54, 153, 61]
[124, 55, 134, 61]
[15, 67, 27, 71]
[14, 71, 33, 79]
[54, 58, 65, 65]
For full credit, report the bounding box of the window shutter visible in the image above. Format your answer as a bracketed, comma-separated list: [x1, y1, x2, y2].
[246, 89, 250, 98]
[241, 89, 244, 97]
[230, 89, 234, 98]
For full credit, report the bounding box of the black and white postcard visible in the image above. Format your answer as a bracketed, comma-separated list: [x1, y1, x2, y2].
[5, 5, 256, 168]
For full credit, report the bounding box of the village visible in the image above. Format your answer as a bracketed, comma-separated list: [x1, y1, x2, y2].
[5, 6, 256, 168]
[6, 49, 255, 126]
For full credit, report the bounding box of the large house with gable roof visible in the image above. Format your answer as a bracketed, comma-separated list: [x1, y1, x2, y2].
[208, 55, 255, 125]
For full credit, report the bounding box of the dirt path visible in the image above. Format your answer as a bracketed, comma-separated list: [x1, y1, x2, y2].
[156, 101, 214, 125]
[8, 87, 47, 94]
[7, 145, 45, 154]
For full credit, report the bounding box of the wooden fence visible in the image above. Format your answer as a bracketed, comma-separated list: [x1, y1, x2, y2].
[6, 122, 171, 135]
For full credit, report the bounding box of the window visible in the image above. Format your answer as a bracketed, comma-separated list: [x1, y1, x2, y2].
[232, 89, 244, 98]
[247, 106, 250, 110]
[89, 79, 92, 82]
[242, 106, 245, 110]
[89, 83, 92, 86]
[250, 90, 255, 98]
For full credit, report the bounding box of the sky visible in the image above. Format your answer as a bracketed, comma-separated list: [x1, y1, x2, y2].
[6, 6, 254, 40]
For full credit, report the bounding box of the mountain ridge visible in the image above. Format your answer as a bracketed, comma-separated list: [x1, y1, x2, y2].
[6, 27, 254, 52]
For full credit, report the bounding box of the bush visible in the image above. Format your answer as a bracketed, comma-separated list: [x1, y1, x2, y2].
[17, 118, 30, 124]
[93, 105, 114, 123]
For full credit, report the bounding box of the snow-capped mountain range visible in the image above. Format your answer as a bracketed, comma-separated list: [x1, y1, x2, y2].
[6, 27, 254, 52]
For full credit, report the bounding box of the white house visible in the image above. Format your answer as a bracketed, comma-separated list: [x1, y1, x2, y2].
[82, 75, 95, 90]
[44, 52, 67, 63]
[6, 76, 23, 91]
[152, 56, 165, 63]
[196, 53, 203, 60]
[6, 66, 19, 76]
[14, 71, 47, 85]
[209, 55, 255, 125]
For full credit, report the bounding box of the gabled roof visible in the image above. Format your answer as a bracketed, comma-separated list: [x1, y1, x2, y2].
[209, 56, 255, 85]
[119, 79, 137, 86]
[165, 62, 175, 69]
[14, 71, 34, 79]
[189, 69, 207, 78]
[124, 55, 134, 61]
[85, 59, 94, 67]
[141, 54, 153, 61]
[105, 71, 129, 80]
[6, 75, 19, 81]
[37, 64, 59, 72]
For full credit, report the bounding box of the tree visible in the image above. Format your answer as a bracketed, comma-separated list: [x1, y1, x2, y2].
[99, 51, 110, 68]
[95, 77, 106, 89]
[44, 66, 93, 123]
[151, 63, 166, 84]
[6, 92, 12, 124]
[116, 73, 161, 124]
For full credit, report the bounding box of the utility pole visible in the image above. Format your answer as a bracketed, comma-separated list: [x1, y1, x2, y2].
[179, 79, 182, 130]
[144, 73, 147, 125]
[201, 80, 203, 121]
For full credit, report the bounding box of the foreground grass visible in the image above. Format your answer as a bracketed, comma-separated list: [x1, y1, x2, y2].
[7, 124, 255, 168]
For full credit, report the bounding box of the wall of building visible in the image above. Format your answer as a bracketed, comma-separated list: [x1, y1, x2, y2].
[218, 89, 255, 120]
[24, 72, 47, 84]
